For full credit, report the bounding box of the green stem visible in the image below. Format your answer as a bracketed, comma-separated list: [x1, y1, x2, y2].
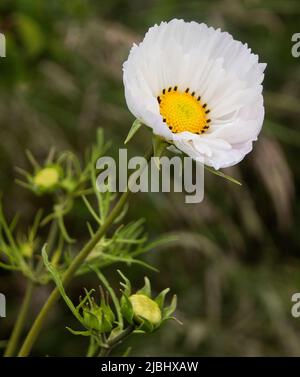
[4, 280, 35, 357]
[86, 336, 98, 357]
[99, 325, 134, 357]
[18, 146, 153, 357]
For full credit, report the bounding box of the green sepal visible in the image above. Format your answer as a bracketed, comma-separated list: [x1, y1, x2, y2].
[136, 276, 151, 297]
[120, 294, 134, 324]
[152, 134, 168, 169]
[155, 288, 170, 311]
[124, 119, 143, 144]
[162, 294, 177, 320]
[136, 317, 154, 333]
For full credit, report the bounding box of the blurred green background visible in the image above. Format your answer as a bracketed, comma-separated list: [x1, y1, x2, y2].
[1, 0, 300, 356]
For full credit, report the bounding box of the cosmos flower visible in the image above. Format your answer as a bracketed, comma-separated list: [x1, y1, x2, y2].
[123, 19, 266, 169]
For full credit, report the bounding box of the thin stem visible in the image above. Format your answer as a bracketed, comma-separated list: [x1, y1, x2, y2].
[18, 146, 153, 357]
[86, 336, 98, 357]
[4, 280, 35, 357]
[99, 325, 134, 357]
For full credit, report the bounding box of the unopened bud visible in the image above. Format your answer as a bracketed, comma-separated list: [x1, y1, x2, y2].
[129, 294, 162, 325]
[33, 166, 60, 190]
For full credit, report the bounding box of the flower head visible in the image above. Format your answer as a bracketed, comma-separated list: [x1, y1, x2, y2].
[123, 19, 266, 169]
[33, 166, 61, 192]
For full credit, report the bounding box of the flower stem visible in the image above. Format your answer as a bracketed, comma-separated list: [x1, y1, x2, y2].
[99, 325, 134, 357]
[86, 336, 98, 357]
[17, 146, 153, 357]
[4, 280, 35, 357]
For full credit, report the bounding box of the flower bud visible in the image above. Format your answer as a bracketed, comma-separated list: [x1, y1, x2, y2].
[33, 166, 60, 191]
[83, 307, 102, 331]
[129, 294, 162, 325]
[20, 242, 34, 258]
[60, 178, 77, 193]
[82, 302, 114, 333]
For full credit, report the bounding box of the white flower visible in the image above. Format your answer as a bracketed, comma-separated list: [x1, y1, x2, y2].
[123, 19, 266, 169]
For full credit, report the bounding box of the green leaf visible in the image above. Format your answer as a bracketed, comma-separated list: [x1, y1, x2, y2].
[57, 211, 76, 244]
[96, 254, 159, 272]
[66, 327, 91, 336]
[124, 119, 143, 144]
[205, 166, 242, 186]
[82, 195, 101, 224]
[42, 246, 84, 325]
[118, 270, 132, 296]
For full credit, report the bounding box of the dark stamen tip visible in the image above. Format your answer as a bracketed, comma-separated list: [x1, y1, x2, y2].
[163, 118, 166, 122]
[163, 89, 166, 94]
[191, 91, 195, 96]
[203, 103, 207, 108]
[174, 86, 178, 91]
[168, 87, 172, 92]
[197, 96, 201, 101]
[185, 88, 189, 93]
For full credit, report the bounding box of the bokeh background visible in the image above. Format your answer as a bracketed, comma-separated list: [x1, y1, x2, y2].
[1, 0, 300, 356]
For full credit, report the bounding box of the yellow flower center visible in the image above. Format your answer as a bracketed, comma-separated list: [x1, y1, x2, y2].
[129, 294, 162, 325]
[157, 87, 211, 134]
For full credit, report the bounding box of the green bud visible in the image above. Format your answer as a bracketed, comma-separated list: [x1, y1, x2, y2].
[60, 178, 77, 193]
[82, 302, 115, 333]
[20, 241, 34, 258]
[33, 166, 60, 191]
[129, 294, 162, 326]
